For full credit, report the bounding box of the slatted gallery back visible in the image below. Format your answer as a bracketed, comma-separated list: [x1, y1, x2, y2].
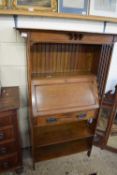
[97, 45, 113, 96]
[30, 43, 100, 74]
[30, 42, 112, 97]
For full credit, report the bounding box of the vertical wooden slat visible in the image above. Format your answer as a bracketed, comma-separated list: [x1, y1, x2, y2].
[65, 44, 68, 73]
[74, 45, 78, 72]
[62, 44, 65, 73]
[99, 45, 108, 94]
[41, 43, 44, 74]
[97, 45, 112, 96]
[66, 44, 70, 72]
[101, 45, 112, 96]
[99, 45, 106, 94]
[97, 45, 106, 95]
[35, 44, 37, 75]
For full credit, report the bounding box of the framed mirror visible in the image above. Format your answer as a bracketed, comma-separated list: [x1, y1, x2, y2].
[12, 0, 57, 12]
[95, 85, 117, 149]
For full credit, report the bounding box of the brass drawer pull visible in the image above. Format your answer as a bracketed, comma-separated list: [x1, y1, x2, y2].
[46, 118, 57, 123]
[0, 133, 5, 140]
[0, 147, 7, 155]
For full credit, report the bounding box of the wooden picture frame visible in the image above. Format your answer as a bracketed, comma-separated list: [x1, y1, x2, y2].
[89, 0, 117, 18]
[0, 0, 6, 8]
[58, 0, 89, 15]
[12, 0, 57, 12]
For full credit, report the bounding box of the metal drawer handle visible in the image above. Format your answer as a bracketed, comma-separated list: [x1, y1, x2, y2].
[3, 162, 10, 169]
[0, 147, 7, 154]
[0, 133, 5, 140]
[46, 117, 57, 123]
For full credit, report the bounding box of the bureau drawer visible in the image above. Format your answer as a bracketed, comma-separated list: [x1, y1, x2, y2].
[0, 115, 13, 128]
[34, 110, 96, 126]
[0, 111, 15, 128]
[0, 127, 14, 142]
[0, 142, 17, 157]
[30, 31, 113, 44]
[0, 154, 18, 172]
[31, 31, 71, 43]
[75, 33, 113, 44]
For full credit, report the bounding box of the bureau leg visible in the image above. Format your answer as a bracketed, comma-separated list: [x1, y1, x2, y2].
[33, 162, 36, 170]
[87, 149, 92, 157]
[15, 167, 23, 174]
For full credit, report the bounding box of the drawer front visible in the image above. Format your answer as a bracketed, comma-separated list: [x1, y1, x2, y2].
[0, 127, 14, 142]
[0, 111, 15, 128]
[0, 154, 18, 172]
[31, 31, 71, 43]
[74, 110, 96, 120]
[34, 138, 92, 162]
[0, 142, 17, 157]
[76, 34, 113, 44]
[34, 110, 96, 126]
[30, 31, 113, 44]
[0, 115, 13, 128]
[0, 110, 16, 118]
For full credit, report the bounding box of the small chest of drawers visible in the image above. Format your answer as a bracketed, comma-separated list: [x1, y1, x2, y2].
[0, 87, 22, 173]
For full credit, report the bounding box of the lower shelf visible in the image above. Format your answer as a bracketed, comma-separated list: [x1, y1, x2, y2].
[34, 120, 95, 147]
[34, 137, 93, 162]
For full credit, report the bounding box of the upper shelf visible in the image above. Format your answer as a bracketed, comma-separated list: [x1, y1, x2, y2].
[0, 9, 117, 23]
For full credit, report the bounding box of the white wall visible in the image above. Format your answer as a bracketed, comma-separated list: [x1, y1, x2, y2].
[0, 16, 29, 148]
[106, 43, 117, 92]
[105, 23, 117, 92]
[0, 16, 117, 148]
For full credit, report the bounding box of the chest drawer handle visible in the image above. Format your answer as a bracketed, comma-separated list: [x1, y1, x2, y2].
[3, 162, 10, 169]
[0, 133, 5, 140]
[0, 147, 7, 155]
[46, 118, 57, 123]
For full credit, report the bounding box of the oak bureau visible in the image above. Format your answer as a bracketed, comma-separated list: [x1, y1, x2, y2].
[17, 29, 117, 168]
